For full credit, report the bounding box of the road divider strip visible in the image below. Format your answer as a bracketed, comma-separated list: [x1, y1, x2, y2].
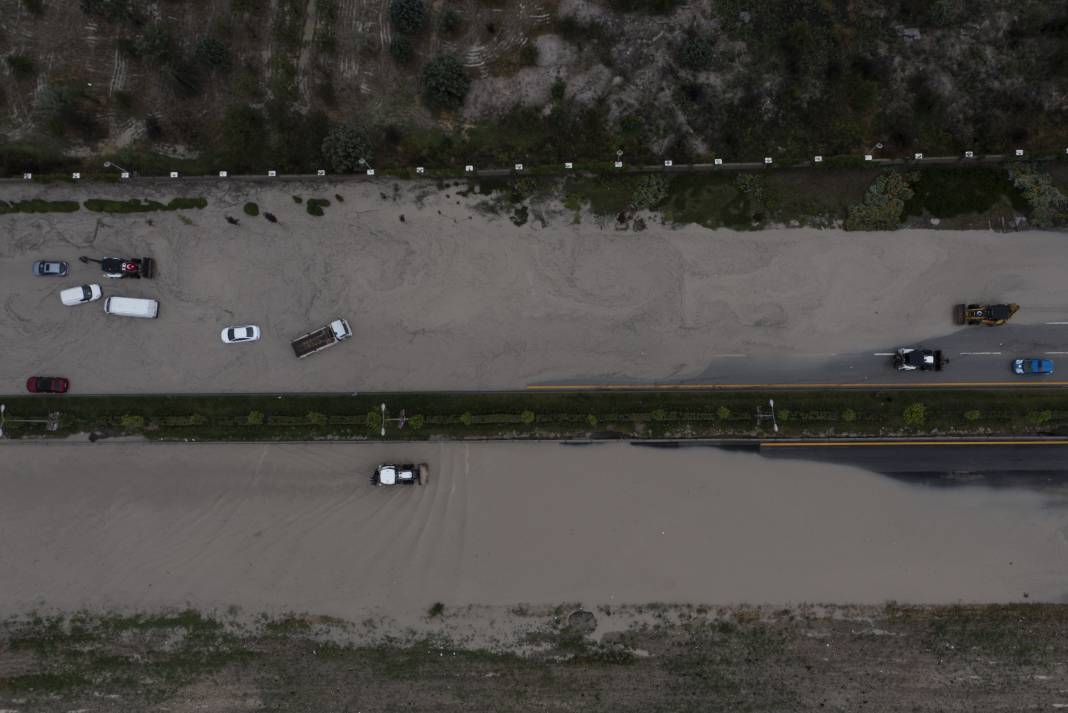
[762, 439, 1068, 448]
[527, 381, 1068, 391]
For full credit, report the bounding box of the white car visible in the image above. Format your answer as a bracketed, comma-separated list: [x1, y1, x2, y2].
[373, 463, 429, 486]
[60, 284, 102, 306]
[221, 325, 261, 344]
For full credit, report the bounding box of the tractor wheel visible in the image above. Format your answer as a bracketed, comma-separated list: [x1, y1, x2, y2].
[418, 463, 429, 486]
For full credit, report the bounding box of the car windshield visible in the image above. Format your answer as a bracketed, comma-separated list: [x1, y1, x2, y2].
[227, 328, 237, 340]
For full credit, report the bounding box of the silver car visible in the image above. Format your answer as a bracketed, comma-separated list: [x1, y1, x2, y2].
[33, 260, 69, 277]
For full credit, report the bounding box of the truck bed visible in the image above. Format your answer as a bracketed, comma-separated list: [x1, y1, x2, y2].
[291, 328, 335, 358]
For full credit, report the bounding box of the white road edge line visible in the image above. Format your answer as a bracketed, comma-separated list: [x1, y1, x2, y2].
[1045, 322, 1068, 325]
[1045, 351, 1068, 354]
[959, 351, 1002, 355]
[872, 352, 894, 356]
[708, 354, 746, 358]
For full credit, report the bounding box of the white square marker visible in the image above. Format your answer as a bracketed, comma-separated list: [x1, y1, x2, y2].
[1015, 149, 1024, 156]
[22, 172, 31, 180]
[170, 171, 179, 178]
[714, 158, 723, 165]
[465, 165, 474, 172]
[366, 169, 375, 176]
[268, 170, 277, 177]
[120, 172, 129, 179]
[964, 151, 974, 158]
[914, 153, 923, 160]
[664, 160, 673, 167]
[564, 162, 573, 169]
[814, 155, 823, 163]
[864, 155, 873, 161]
[613, 161, 623, 168]
[416, 167, 425, 174]
[219, 171, 228, 178]
[316, 169, 326, 177]
[764, 157, 772, 164]
[72, 172, 81, 179]
[514, 163, 523, 171]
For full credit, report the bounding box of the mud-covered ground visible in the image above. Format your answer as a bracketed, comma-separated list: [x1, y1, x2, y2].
[4, 179, 1068, 393]
[1, 603, 1066, 712]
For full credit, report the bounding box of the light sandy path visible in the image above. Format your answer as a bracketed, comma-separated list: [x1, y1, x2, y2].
[1, 442, 1065, 620]
[2, 180, 1068, 392]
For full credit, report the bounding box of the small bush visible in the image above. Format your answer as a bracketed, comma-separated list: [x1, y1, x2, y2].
[366, 410, 382, 430]
[246, 410, 265, 425]
[389, 0, 426, 34]
[292, 195, 303, 203]
[321, 123, 371, 173]
[651, 409, 666, 421]
[902, 403, 926, 428]
[120, 414, 145, 430]
[243, 202, 259, 216]
[1009, 164, 1067, 228]
[421, 55, 471, 112]
[632, 174, 668, 209]
[777, 408, 792, 422]
[520, 410, 536, 424]
[307, 411, 328, 427]
[520, 43, 539, 66]
[963, 409, 981, 421]
[306, 198, 330, 216]
[428, 602, 445, 617]
[439, 6, 462, 35]
[842, 408, 857, 422]
[390, 35, 414, 64]
[586, 414, 598, 427]
[194, 36, 232, 71]
[408, 414, 425, 430]
[189, 414, 208, 426]
[845, 171, 919, 231]
[6, 54, 37, 80]
[678, 34, 714, 71]
[1028, 410, 1053, 426]
[459, 411, 473, 426]
[550, 77, 566, 101]
[716, 406, 731, 420]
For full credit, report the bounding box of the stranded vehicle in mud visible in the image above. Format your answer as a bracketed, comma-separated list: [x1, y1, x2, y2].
[954, 303, 1019, 326]
[894, 347, 946, 372]
[372, 463, 430, 486]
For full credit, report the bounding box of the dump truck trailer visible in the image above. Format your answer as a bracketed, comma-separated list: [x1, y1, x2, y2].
[291, 318, 352, 358]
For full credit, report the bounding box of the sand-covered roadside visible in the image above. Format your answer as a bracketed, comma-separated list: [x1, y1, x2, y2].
[1, 442, 1065, 622]
[2, 180, 1068, 392]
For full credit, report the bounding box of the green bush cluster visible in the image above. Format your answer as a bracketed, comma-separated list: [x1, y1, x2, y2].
[845, 172, 918, 231]
[389, 0, 426, 34]
[0, 199, 79, 214]
[902, 403, 926, 428]
[306, 198, 330, 216]
[84, 197, 207, 213]
[243, 202, 259, 216]
[421, 55, 471, 112]
[321, 124, 371, 173]
[677, 34, 714, 71]
[1009, 164, 1067, 228]
[631, 174, 668, 210]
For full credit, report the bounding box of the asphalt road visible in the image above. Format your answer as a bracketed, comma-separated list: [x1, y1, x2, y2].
[757, 441, 1068, 486]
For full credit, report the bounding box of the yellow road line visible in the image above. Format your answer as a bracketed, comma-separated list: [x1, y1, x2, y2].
[527, 381, 1068, 391]
[762, 440, 1068, 448]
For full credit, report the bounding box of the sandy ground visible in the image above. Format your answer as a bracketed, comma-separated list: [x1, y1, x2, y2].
[1, 442, 1065, 622]
[2, 180, 1068, 392]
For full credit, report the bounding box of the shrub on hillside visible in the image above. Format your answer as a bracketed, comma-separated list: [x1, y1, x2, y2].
[420, 55, 470, 111]
[678, 34, 714, 71]
[390, 35, 414, 64]
[845, 171, 918, 230]
[389, 0, 425, 34]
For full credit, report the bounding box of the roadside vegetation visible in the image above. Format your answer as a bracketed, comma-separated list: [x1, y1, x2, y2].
[3, 390, 1068, 441]
[1, 604, 1064, 711]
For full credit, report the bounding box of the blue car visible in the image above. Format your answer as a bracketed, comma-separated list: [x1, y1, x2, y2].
[1013, 358, 1054, 375]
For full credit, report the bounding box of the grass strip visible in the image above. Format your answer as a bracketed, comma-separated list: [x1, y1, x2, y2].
[1, 389, 1066, 441]
[0, 198, 80, 214]
[83, 197, 207, 213]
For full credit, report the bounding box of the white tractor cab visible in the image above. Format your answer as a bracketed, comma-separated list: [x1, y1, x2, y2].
[372, 463, 429, 486]
[60, 284, 102, 306]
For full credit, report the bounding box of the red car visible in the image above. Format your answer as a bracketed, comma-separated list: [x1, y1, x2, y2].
[26, 377, 69, 394]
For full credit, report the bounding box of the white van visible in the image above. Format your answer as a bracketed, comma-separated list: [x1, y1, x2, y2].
[104, 296, 159, 319]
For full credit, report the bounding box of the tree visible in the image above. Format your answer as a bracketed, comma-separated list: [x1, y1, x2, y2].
[902, 403, 926, 428]
[390, 35, 414, 64]
[220, 104, 266, 172]
[389, 0, 425, 34]
[678, 34, 714, 71]
[194, 36, 232, 71]
[421, 55, 471, 112]
[321, 123, 371, 173]
[439, 6, 462, 36]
